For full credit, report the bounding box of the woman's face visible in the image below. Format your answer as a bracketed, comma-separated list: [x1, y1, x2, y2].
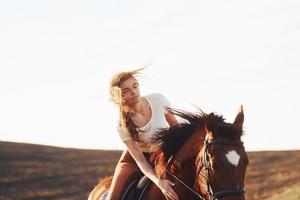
[119, 77, 141, 106]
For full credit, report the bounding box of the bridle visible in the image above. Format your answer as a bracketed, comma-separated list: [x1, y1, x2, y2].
[166, 138, 246, 200]
[200, 138, 246, 200]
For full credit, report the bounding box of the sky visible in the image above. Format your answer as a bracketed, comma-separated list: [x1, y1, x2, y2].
[0, 0, 299, 152]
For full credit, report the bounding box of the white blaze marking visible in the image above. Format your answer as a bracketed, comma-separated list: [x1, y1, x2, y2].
[226, 150, 240, 166]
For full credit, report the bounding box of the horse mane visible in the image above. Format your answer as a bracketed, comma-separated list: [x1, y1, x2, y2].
[152, 107, 242, 177]
[205, 111, 244, 140]
[152, 107, 207, 176]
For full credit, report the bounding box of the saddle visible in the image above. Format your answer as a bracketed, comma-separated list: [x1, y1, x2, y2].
[120, 175, 151, 200]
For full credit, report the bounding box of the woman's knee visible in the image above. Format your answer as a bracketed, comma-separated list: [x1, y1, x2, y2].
[115, 162, 141, 178]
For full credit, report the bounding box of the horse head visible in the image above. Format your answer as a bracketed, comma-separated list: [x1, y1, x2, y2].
[153, 106, 248, 200]
[195, 105, 248, 200]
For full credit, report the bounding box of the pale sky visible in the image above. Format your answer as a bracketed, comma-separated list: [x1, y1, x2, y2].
[0, 0, 299, 152]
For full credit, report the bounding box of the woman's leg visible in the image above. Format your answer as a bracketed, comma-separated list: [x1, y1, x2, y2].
[106, 150, 142, 200]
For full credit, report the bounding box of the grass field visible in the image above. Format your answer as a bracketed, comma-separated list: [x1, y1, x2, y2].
[0, 141, 299, 200]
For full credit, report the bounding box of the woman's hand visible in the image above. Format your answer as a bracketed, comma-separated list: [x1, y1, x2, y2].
[157, 179, 179, 200]
[124, 140, 179, 199]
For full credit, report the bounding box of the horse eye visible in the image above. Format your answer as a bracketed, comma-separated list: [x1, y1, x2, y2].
[211, 159, 222, 172]
[215, 162, 222, 172]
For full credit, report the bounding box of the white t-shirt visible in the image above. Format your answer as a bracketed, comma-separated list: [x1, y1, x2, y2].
[117, 93, 171, 152]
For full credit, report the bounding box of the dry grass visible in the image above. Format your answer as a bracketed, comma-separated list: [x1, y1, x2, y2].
[264, 184, 300, 200]
[0, 141, 299, 200]
[245, 150, 300, 200]
[0, 141, 121, 200]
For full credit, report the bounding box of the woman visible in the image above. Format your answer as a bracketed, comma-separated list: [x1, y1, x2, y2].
[107, 68, 179, 200]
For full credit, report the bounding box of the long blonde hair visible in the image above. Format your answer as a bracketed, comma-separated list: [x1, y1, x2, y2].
[109, 67, 146, 141]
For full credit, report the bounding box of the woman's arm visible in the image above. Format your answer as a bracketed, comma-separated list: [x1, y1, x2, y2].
[124, 139, 157, 183]
[124, 139, 178, 200]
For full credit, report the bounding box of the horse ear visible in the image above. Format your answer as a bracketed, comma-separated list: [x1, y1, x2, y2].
[205, 112, 216, 133]
[234, 105, 244, 129]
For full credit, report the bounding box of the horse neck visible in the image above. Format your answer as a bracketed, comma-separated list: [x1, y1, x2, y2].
[169, 127, 207, 199]
[173, 126, 206, 163]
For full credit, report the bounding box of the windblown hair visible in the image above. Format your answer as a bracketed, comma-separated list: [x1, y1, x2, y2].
[109, 67, 146, 141]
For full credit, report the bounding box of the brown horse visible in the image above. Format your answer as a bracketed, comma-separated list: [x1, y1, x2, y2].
[88, 106, 248, 200]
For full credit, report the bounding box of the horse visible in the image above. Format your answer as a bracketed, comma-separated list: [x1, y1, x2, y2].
[88, 106, 248, 200]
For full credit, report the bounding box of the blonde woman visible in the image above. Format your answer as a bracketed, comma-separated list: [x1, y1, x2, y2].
[107, 68, 178, 200]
